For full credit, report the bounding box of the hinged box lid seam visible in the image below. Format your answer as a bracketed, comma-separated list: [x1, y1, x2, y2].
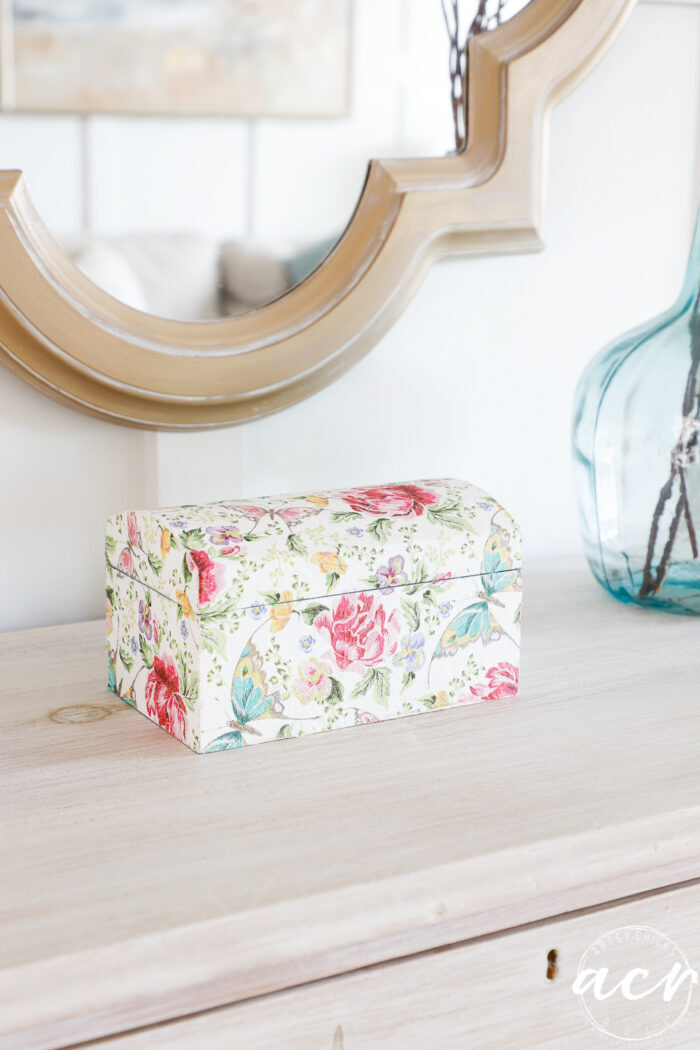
[105, 478, 521, 618]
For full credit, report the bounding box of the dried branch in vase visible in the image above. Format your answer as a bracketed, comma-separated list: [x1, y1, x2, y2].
[574, 206, 700, 616]
[639, 296, 700, 598]
[441, 0, 508, 153]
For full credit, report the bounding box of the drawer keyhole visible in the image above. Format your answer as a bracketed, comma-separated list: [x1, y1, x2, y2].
[546, 948, 559, 981]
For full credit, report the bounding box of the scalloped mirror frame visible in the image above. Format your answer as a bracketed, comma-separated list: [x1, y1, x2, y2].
[0, 0, 635, 430]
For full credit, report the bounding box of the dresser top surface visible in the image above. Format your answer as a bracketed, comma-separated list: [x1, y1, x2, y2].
[3, 558, 700, 1045]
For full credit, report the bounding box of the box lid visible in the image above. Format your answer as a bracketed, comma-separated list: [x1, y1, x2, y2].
[105, 478, 520, 616]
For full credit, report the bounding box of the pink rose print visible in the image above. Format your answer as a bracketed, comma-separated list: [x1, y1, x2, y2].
[469, 662, 519, 701]
[145, 654, 187, 742]
[116, 548, 134, 575]
[341, 483, 439, 518]
[126, 512, 141, 547]
[354, 710, 379, 724]
[292, 659, 333, 705]
[315, 593, 400, 673]
[186, 549, 224, 605]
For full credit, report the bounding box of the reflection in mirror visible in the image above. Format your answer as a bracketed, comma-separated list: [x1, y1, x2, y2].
[1, 0, 530, 321]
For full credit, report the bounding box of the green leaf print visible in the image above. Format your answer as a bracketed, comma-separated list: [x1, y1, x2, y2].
[147, 552, 163, 576]
[330, 511, 361, 522]
[426, 502, 475, 533]
[301, 603, 328, 626]
[119, 647, 134, 673]
[139, 635, 154, 669]
[327, 677, 344, 704]
[401, 598, 421, 632]
[260, 590, 281, 605]
[372, 667, 391, 707]
[105, 535, 117, 558]
[367, 518, 391, 543]
[287, 533, 308, 557]
[181, 528, 205, 549]
[406, 564, 430, 596]
[201, 626, 228, 658]
[401, 670, 415, 693]
[351, 667, 390, 708]
[200, 598, 242, 623]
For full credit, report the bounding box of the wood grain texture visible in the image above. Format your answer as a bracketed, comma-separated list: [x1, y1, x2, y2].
[80, 883, 700, 1049]
[2, 559, 700, 1047]
[0, 0, 636, 429]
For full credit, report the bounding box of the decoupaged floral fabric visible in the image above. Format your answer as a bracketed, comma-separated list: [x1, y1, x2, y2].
[106, 479, 521, 752]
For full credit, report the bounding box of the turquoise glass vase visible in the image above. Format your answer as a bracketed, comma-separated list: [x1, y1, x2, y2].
[573, 213, 700, 614]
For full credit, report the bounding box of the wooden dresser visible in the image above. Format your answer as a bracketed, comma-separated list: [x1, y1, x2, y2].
[2, 559, 700, 1049]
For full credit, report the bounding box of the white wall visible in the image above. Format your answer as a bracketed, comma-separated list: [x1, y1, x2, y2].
[1, 0, 699, 631]
[0, 0, 456, 250]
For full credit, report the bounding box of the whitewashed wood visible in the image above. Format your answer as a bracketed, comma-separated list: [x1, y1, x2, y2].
[83, 882, 700, 1049]
[2, 559, 700, 1048]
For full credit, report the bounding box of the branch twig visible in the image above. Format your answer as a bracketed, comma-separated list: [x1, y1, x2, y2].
[639, 293, 700, 598]
[441, 0, 491, 153]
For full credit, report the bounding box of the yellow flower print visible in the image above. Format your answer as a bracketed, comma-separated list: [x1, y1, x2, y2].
[160, 527, 171, 558]
[176, 589, 195, 619]
[270, 590, 294, 633]
[434, 691, 449, 708]
[305, 495, 328, 508]
[311, 551, 347, 576]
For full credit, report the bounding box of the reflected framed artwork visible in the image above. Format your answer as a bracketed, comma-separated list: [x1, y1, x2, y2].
[1, 0, 351, 116]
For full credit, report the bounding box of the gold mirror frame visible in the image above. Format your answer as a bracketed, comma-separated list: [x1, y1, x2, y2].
[0, 0, 634, 430]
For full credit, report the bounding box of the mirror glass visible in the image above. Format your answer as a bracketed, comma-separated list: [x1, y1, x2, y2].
[1, 0, 530, 320]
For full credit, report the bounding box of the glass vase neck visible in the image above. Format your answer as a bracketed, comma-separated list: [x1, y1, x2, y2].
[681, 204, 700, 304]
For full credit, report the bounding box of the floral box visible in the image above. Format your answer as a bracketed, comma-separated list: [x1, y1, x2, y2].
[105, 479, 522, 753]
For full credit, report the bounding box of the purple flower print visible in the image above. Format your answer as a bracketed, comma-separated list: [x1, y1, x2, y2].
[206, 525, 243, 546]
[180, 619, 188, 640]
[130, 635, 138, 654]
[299, 634, 315, 653]
[393, 631, 426, 672]
[251, 602, 266, 620]
[376, 555, 409, 593]
[347, 526, 363, 537]
[139, 599, 152, 640]
[438, 601, 453, 619]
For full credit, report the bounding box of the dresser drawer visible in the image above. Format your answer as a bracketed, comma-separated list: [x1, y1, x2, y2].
[85, 883, 700, 1049]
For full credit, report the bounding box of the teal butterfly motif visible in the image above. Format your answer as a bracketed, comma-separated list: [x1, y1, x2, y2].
[205, 642, 280, 752]
[430, 523, 520, 673]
